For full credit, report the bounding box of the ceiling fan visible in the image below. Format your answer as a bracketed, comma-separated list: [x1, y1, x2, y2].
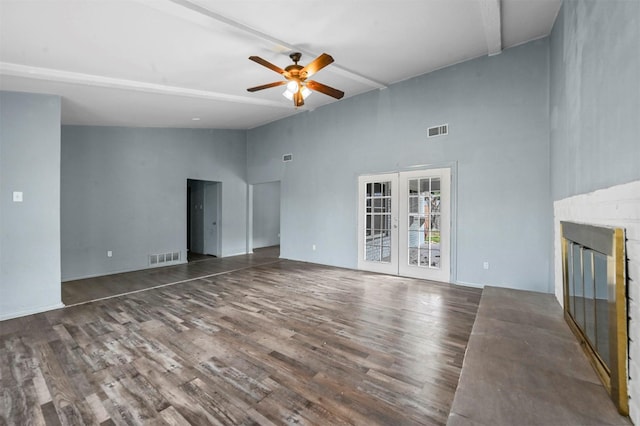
[247, 52, 345, 107]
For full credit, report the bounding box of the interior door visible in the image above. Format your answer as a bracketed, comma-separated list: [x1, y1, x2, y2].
[203, 182, 219, 256]
[357, 173, 398, 274]
[358, 168, 451, 283]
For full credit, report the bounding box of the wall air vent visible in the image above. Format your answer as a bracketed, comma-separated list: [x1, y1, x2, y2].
[427, 124, 448, 138]
[283, 154, 293, 162]
[149, 251, 180, 267]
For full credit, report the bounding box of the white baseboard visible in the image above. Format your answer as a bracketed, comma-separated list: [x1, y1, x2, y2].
[62, 260, 188, 282]
[0, 302, 65, 321]
[222, 251, 249, 257]
[453, 280, 486, 289]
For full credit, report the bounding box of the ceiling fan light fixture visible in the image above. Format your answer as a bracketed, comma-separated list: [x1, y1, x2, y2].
[282, 89, 294, 100]
[286, 80, 299, 92]
[283, 82, 311, 101]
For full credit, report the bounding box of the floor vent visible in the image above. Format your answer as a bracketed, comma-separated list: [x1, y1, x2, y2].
[427, 124, 448, 138]
[149, 251, 180, 266]
[283, 153, 293, 162]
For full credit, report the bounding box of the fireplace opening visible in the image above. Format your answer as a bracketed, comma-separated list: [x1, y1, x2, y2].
[561, 221, 628, 415]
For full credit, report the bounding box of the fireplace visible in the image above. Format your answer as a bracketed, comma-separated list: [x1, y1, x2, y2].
[561, 221, 628, 414]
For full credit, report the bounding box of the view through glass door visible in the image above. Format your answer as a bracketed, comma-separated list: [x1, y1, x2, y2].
[357, 173, 398, 275]
[358, 168, 451, 282]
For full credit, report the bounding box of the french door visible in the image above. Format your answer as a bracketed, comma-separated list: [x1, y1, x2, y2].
[357, 168, 451, 282]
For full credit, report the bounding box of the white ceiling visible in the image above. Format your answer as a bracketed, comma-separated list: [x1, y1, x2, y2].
[0, 0, 561, 129]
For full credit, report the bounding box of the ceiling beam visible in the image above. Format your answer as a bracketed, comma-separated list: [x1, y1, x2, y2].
[158, 0, 387, 89]
[0, 62, 291, 109]
[479, 0, 502, 56]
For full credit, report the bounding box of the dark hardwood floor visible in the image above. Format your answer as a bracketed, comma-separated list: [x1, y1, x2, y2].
[2, 258, 481, 425]
[62, 246, 281, 306]
[187, 252, 216, 263]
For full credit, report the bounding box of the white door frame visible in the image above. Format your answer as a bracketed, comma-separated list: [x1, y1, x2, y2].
[398, 168, 451, 282]
[357, 166, 454, 283]
[357, 173, 398, 275]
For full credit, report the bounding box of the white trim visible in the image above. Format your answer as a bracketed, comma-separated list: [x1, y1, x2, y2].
[0, 302, 65, 321]
[398, 168, 451, 283]
[357, 173, 399, 275]
[62, 260, 188, 282]
[453, 280, 486, 289]
[357, 168, 453, 283]
[479, 0, 502, 56]
[247, 184, 254, 253]
[222, 251, 248, 257]
[0, 62, 290, 109]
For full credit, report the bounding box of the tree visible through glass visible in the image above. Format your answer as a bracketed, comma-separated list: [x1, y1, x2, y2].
[408, 178, 440, 268]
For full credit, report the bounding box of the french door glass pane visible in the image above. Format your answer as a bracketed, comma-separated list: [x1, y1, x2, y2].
[409, 197, 419, 213]
[583, 250, 596, 347]
[568, 243, 575, 318]
[420, 179, 430, 195]
[407, 178, 441, 269]
[594, 252, 609, 369]
[409, 248, 418, 265]
[572, 246, 585, 332]
[364, 180, 392, 263]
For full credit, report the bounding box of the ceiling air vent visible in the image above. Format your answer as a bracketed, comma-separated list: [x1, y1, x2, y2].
[427, 124, 448, 138]
[283, 154, 293, 162]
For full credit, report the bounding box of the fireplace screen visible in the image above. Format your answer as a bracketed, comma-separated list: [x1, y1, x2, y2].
[561, 221, 628, 415]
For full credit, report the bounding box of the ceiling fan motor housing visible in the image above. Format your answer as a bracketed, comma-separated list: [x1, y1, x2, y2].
[289, 52, 302, 64]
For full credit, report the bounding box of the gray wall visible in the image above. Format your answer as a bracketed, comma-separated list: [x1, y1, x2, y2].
[61, 126, 247, 280]
[253, 181, 281, 249]
[550, 0, 640, 201]
[248, 40, 552, 292]
[0, 91, 63, 319]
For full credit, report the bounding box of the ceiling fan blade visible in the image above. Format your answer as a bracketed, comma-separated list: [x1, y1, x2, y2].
[301, 53, 334, 78]
[306, 80, 344, 99]
[247, 81, 287, 92]
[249, 56, 286, 75]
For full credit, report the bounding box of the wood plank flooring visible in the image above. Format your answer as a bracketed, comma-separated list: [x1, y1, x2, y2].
[2, 259, 481, 425]
[62, 246, 281, 306]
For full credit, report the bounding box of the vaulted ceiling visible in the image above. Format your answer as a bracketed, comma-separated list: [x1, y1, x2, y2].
[0, 0, 561, 129]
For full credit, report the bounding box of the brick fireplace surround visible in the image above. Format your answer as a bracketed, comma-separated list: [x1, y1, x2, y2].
[554, 180, 640, 424]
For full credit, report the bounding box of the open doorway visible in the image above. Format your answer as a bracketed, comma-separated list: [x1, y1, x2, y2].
[252, 181, 281, 256]
[187, 179, 220, 262]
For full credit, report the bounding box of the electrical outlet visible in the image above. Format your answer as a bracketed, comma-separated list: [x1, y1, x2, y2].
[107, 250, 113, 258]
[483, 261, 489, 270]
[312, 244, 316, 251]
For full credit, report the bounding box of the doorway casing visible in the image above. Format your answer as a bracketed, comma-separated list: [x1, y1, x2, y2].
[247, 181, 281, 253]
[187, 179, 221, 258]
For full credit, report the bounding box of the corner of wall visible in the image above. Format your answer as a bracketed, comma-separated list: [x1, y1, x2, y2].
[0, 91, 63, 320]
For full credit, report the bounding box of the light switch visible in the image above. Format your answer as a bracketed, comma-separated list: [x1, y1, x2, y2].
[12, 191, 23, 202]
